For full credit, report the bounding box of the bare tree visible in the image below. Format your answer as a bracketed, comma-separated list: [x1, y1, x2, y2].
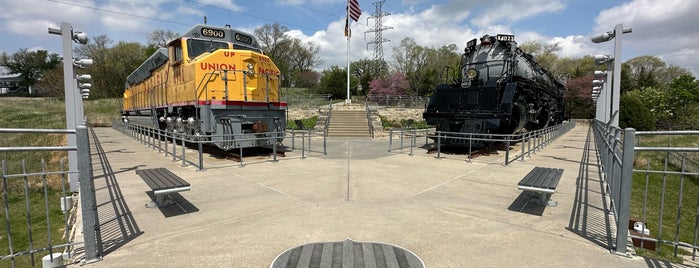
[148, 29, 180, 47]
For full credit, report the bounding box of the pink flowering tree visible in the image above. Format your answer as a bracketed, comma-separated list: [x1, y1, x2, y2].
[368, 72, 409, 96]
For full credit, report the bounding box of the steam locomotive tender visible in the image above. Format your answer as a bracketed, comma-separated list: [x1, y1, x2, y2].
[122, 24, 286, 150]
[423, 34, 566, 145]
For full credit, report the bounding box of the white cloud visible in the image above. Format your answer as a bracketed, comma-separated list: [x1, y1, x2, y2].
[471, 0, 564, 28]
[593, 0, 699, 74]
[0, 0, 95, 38]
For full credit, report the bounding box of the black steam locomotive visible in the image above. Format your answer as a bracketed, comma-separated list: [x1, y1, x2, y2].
[423, 34, 566, 145]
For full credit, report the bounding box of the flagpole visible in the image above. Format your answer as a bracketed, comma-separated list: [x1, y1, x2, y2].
[346, 0, 351, 105]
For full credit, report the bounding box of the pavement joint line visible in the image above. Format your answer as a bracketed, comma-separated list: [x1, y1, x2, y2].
[123, 202, 306, 248]
[405, 164, 490, 200]
[228, 172, 302, 201]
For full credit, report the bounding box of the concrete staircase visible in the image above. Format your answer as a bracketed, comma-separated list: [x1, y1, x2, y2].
[327, 110, 371, 137]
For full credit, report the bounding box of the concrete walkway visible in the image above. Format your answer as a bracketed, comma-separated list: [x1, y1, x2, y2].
[73, 124, 688, 267]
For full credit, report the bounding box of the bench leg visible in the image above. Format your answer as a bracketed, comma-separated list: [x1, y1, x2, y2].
[146, 193, 176, 208]
[530, 192, 557, 207]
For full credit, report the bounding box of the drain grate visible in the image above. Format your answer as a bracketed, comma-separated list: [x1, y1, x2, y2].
[271, 239, 424, 268]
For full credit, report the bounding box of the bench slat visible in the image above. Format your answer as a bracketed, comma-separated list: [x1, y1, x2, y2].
[518, 167, 563, 191]
[136, 168, 189, 191]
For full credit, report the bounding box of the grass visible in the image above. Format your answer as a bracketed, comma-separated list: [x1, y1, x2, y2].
[630, 134, 699, 263]
[287, 116, 318, 130]
[0, 97, 122, 267]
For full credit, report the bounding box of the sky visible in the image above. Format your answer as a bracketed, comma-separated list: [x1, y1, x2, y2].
[1, 0, 698, 76]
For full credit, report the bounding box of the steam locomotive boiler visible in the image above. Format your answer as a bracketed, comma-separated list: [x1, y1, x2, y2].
[122, 24, 286, 150]
[423, 34, 566, 145]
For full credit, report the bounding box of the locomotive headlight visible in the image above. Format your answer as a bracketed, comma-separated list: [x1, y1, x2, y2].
[247, 63, 254, 74]
[466, 68, 478, 79]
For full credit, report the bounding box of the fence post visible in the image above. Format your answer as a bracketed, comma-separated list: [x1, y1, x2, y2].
[76, 125, 101, 263]
[198, 140, 204, 171]
[388, 130, 393, 152]
[181, 134, 187, 167]
[615, 127, 635, 255]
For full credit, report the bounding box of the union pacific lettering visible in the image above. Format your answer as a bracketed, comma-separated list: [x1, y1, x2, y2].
[257, 67, 280, 76]
[200, 62, 236, 71]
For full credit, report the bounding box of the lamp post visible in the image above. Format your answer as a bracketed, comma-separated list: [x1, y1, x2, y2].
[593, 23, 632, 255]
[48, 22, 91, 191]
[591, 24, 632, 127]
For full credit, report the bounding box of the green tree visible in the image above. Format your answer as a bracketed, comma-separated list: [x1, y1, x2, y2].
[619, 93, 656, 131]
[103, 42, 148, 98]
[619, 63, 634, 94]
[668, 74, 699, 105]
[624, 86, 671, 127]
[317, 66, 357, 99]
[0, 49, 60, 91]
[667, 74, 699, 129]
[351, 58, 388, 96]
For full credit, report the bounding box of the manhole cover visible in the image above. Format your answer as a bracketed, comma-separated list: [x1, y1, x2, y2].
[271, 239, 424, 268]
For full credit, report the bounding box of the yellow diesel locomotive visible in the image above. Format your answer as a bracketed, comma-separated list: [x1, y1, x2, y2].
[122, 24, 286, 150]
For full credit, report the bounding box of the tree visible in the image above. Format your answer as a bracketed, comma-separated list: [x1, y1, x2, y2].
[668, 74, 699, 105]
[35, 65, 64, 99]
[368, 72, 409, 96]
[391, 38, 459, 95]
[254, 23, 320, 87]
[73, 36, 148, 98]
[564, 74, 595, 119]
[0, 49, 60, 91]
[288, 39, 321, 72]
[624, 87, 670, 129]
[148, 29, 179, 47]
[317, 66, 357, 99]
[619, 63, 634, 94]
[519, 40, 560, 71]
[619, 94, 656, 131]
[294, 70, 321, 88]
[102, 42, 148, 98]
[74, 35, 112, 98]
[350, 58, 388, 96]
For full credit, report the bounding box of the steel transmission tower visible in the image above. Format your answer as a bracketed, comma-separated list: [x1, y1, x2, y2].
[365, 0, 392, 62]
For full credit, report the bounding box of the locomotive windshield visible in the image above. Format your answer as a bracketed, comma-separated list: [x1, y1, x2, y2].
[187, 39, 229, 59]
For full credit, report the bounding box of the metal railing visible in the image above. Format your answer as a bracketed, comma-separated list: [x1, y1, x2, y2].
[0, 126, 99, 267]
[387, 121, 575, 165]
[366, 94, 428, 108]
[593, 120, 699, 259]
[112, 120, 327, 169]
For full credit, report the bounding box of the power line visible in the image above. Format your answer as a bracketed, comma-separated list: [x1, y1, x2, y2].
[280, 0, 338, 19]
[184, 0, 341, 35]
[47, 0, 191, 27]
[47, 0, 344, 36]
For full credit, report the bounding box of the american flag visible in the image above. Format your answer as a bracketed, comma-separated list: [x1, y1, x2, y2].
[348, 0, 361, 22]
[345, 17, 351, 37]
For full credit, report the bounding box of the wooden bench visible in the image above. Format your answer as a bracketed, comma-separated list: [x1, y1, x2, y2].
[517, 167, 564, 206]
[136, 168, 190, 208]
